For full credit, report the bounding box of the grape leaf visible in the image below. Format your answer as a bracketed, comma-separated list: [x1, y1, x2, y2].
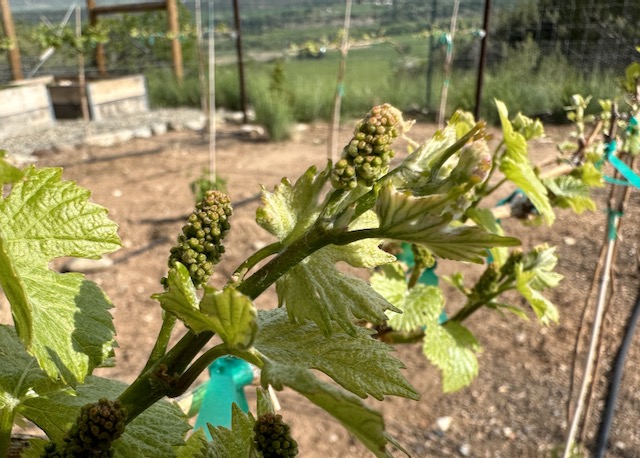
[0, 167, 121, 384]
[21, 376, 190, 458]
[573, 162, 604, 187]
[206, 403, 256, 458]
[199, 286, 258, 350]
[255, 308, 417, 401]
[495, 100, 554, 225]
[376, 184, 520, 263]
[153, 264, 200, 329]
[513, 245, 562, 324]
[175, 429, 210, 458]
[276, 245, 397, 336]
[257, 165, 395, 335]
[0, 152, 23, 185]
[0, 325, 59, 437]
[369, 262, 407, 306]
[370, 263, 444, 332]
[422, 321, 481, 392]
[522, 245, 563, 290]
[256, 164, 330, 244]
[466, 208, 509, 266]
[155, 265, 258, 349]
[543, 175, 597, 214]
[261, 362, 396, 458]
[515, 268, 559, 325]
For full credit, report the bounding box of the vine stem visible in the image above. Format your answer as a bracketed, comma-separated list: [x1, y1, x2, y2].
[448, 284, 512, 323]
[230, 241, 283, 283]
[142, 313, 177, 372]
[0, 407, 14, 458]
[117, 220, 378, 424]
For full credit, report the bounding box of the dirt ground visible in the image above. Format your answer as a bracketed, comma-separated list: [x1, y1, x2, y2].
[33, 117, 640, 457]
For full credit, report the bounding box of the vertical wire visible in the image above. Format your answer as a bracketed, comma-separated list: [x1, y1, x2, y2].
[208, 0, 216, 184]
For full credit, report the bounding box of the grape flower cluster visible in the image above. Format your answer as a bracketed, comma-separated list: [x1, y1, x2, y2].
[166, 190, 233, 289]
[253, 413, 299, 457]
[332, 103, 406, 189]
[41, 398, 127, 458]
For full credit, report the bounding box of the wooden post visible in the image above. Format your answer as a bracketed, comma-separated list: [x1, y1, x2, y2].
[0, 0, 23, 80]
[86, 0, 183, 80]
[86, 0, 107, 76]
[166, 0, 183, 82]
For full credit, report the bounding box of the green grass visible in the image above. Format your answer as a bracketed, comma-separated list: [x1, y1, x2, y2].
[146, 34, 623, 130]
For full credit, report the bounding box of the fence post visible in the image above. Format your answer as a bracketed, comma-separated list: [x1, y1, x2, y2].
[0, 0, 23, 81]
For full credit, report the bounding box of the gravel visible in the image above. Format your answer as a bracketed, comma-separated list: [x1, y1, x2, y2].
[1, 108, 207, 164]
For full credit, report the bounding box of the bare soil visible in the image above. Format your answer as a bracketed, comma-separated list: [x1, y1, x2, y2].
[34, 119, 640, 457]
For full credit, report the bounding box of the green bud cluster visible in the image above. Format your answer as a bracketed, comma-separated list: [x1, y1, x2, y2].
[500, 250, 523, 279]
[253, 413, 299, 457]
[474, 264, 499, 296]
[41, 398, 127, 458]
[167, 190, 232, 289]
[411, 244, 435, 270]
[332, 103, 404, 189]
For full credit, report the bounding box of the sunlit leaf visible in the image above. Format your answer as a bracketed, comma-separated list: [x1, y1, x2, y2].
[199, 286, 258, 350]
[371, 263, 444, 332]
[207, 404, 255, 458]
[255, 309, 417, 401]
[256, 164, 330, 244]
[495, 100, 554, 225]
[466, 208, 508, 266]
[376, 183, 519, 263]
[422, 321, 481, 392]
[544, 175, 597, 214]
[0, 167, 121, 384]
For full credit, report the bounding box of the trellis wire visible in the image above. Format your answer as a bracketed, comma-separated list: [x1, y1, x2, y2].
[328, 0, 353, 164]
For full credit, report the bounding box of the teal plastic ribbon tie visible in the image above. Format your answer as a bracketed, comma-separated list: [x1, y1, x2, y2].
[337, 83, 345, 97]
[604, 140, 640, 189]
[194, 356, 253, 438]
[606, 209, 623, 241]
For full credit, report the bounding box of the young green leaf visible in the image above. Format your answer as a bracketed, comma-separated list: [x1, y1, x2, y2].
[199, 286, 258, 350]
[571, 161, 604, 187]
[175, 429, 210, 458]
[156, 268, 257, 349]
[207, 403, 256, 458]
[543, 175, 597, 214]
[0, 167, 121, 384]
[422, 321, 481, 392]
[368, 263, 407, 306]
[255, 309, 418, 401]
[0, 325, 60, 444]
[153, 263, 200, 327]
[515, 268, 560, 325]
[256, 164, 330, 244]
[21, 376, 190, 458]
[376, 183, 520, 263]
[371, 263, 445, 332]
[466, 208, 509, 266]
[0, 152, 23, 185]
[495, 100, 554, 225]
[276, 242, 397, 336]
[261, 362, 397, 458]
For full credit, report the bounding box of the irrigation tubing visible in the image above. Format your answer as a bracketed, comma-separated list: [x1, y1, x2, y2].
[595, 286, 640, 457]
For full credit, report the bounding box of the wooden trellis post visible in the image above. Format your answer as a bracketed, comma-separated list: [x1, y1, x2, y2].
[86, 0, 183, 81]
[0, 0, 23, 81]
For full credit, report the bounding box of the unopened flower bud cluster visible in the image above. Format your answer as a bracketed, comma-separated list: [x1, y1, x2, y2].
[167, 190, 232, 289]
[332, 103, 404, 189]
